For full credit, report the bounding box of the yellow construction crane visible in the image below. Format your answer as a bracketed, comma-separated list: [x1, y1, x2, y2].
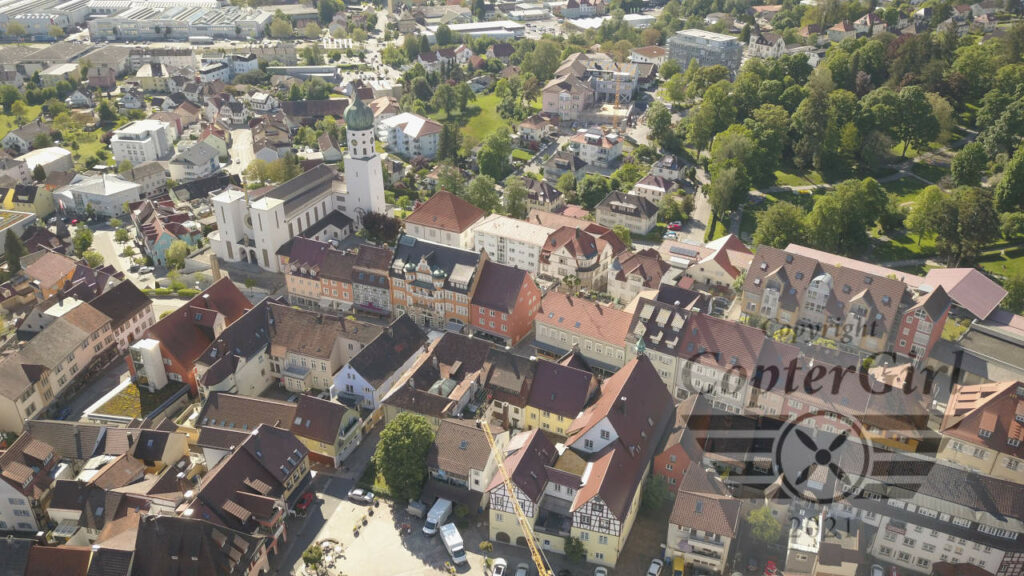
[479, 420, 553, 576]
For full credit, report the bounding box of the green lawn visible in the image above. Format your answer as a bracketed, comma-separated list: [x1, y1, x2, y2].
[978, 245, 1024, 277]
[882, 176, 930, 205]
[429, 92, 508, 144]
[0, 105, 44, 140]
[911, 163, 948, 184]
[773, 167, 824, 187]
[868, 226, 937, 262]
[512, 148, 532, 162]
[64, 129, 110, 170]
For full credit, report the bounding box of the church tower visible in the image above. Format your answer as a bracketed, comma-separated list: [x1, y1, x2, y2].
[342, 96, 386, 225]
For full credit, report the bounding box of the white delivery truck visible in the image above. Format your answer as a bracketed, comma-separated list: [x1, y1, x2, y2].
[422, 498, 453, 535]
[439, 523, 467, 565]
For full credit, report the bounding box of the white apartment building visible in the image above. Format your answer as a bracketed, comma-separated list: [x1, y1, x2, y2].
[110, 119, 173, 165]
[380, 112, 443, 159]
[472, 214, 552, 275]
[569, 128, 622, 168]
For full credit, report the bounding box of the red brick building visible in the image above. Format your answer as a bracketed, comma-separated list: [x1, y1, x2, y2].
[470, 261, 542, 346]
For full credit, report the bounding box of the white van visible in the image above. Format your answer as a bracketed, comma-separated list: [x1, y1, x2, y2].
[422, 498, 453, 535]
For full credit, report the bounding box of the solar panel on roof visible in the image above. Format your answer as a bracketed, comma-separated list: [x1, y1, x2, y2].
[399, 236, 417, 247]
[669, 246, 699, 258]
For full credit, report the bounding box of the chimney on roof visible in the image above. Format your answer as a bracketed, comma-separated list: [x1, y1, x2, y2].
[619, 396, 627, 414]
[127, 432, 134, 447]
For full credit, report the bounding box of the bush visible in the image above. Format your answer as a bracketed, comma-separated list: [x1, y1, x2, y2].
[152, 288, 173, 296]
[176, 288, 200, 298]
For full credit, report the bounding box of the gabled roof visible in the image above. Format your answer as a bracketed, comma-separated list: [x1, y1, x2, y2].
[485, 429, 558, 502]
[405, 191, 485, 233]
[26, 545, 92, 576]
[596, 191, 658, 220]
[345, 314, 428, 390]
[669, 462, 741, 537]
[0, 538, 32, 576]
[535, 291, 633, 345]
[921, 267, 1007, 319]
[470, 260, 531, 314]
[941, 381, 1024, 459]
[130, 514, 265, 576]
[88, 281, 152, 328]
[197, 392, 296, 433]
[293, 394, 355, 445]
[526, 359, 595, 418]
[144, 277, 251, 366]
[427, 419, 492, 478]
[613, 248, 669, 287]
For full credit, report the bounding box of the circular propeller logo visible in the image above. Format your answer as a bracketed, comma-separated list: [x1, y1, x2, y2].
[773, 411, 871, 504]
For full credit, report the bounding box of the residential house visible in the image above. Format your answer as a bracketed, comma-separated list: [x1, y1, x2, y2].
[110, 120, 173, 165]
[523, 358, 597, 437]
[542, 150, 587, 183]
[128, 199, 203, 267]
[0, 301, 115, 433]
[828, 20, 857, 42]
[629, 45, 668, 65]
[520, 177, 565, 213]
[129, 514, 271, 576]
[404, 191, 486, 250]
[86, 66, 117, 91]
[64, 90, 93, 109]
[129, 278, 252, 396]
[632, 174, 678, 205]
[664, 462, 742, 574]
[936, 381, 1024, 483]
[59, 174, 142, 218]
[292, 394, 363, 467]
[249, 91, 280, 114]
[854, 11, 887, 35]
[740, 245, 951, 357]
[197, 124, 230, 159]
[2, 119, 52, 155]
[318, 133, 342, 163]
[380, 332, 494, 428]
[472, 214, 552, 275]
[665, 234, 753, 293]
[121, 161, 168, 198]
[330, 314, 428, 410]
[470, 260, 543, 346]
[369, 96, 401, 128]
[533, 291, 633, 372]
[389, 234, 485, 331]
[541, 75, 594, 121]
[539, 222, 626, 291]
[518, 114, 559, 146]
[250, 112, 294, 162]
[427, 418, 506, 498]
[199, 62, 231, 84]
[748, 31, 787, 59]
[0, 433, 58, 532]
[88, 280, 155, 352]
[119, 87, 144, 111]
[2, 184, 54, 218]
[486, 42, 515, 63]
[168, 141, 220, 182]
[608, 249, 670, 305]
[595, 191, 659, 235]
[0, 152, 30, 185]
[380, 113, 443, 159]
[569, 128, 622, 168]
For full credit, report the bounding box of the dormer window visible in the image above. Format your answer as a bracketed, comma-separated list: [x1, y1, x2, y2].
[1009, 438, 1021, 448]
[979, 428, 992, 439]
[760, 262, 768, 271]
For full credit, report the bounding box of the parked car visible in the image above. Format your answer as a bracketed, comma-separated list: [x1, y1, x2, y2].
[870, 566, 884, 576]
[746, 558, 759, 572]
[492, 558, 508, 576]
[764, 561, 778, 576]
[295, 492, 315, 512]
[593, 568, 608, 576]
[663, 231, 678, 239]
[668, 221, 683, 231]
[138, 266, 154, 274]
[347, 488, 375, 505]
[647, 559, 664, 576]
[514, 563, 530, 576]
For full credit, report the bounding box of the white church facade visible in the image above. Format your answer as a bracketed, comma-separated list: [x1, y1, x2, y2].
[208, 97, 387, 273]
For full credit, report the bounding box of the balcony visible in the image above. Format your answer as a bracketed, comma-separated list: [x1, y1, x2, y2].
[688, 532, 725, 551]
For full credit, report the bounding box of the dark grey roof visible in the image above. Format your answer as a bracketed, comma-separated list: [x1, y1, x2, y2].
[87, 548, 134, 576]
[596, 191, 658, 219]
[0, 537, 32, 576]
[389, 235, 481, 294]
[89, 281, 152, 328]
[348, 314, 427, 390]
[172, 141, 218, 166]
[266, 163, 339, 216]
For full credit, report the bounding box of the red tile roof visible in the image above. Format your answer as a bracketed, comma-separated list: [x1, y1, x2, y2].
[535, 291, 633, 345]
[405, 191, 485, 233]
[669, 462, 741, 537]
[941, 381, 1024, 459]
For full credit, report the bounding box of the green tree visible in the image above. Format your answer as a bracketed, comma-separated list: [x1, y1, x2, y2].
[430, 84, 458, 117]
[937, 186, 1001, 265]
[951, 141, 987, 187]
[165, 240, 189, 270]
[32, 164, 46, 182]
[477, 127, 513, 181]
[121, 245, 136, 258]
[0, 85, 22, 113]
[5, 229, 24, 273]
[437, 164, 466, 196]
[906, 186, 948, 246]
[805, 179, 879, 255]
[612, 225, 632, 249]
[556, 172, 577, 199]
[373, 413, 435, 502]
[114, 227, 131, 244]
[439, 123, 461, 162]
[520, 39, 562, 83]
[72, 225, 93, 256]
[503, 177, 528, 220]
[996, 147, 1024, 212]
[773, 327, 796, 343]
[303, 22, 321, 39]
[108, 217, 123, 229]
[82, 250, 104, 268]
[659, 58, 681, 80]
[646, 101, 672, 145]
[11, 101, 28, 123]
[753, 201, 807, 249]
[564, 537, 587, 563]
[707, 161, 749, 221]
[270, 17, 293, 38]
[611, 162, 646, 191]
[640, 475, 670, 513]
[97, 100, 117, 124]
[747, 506, 782, 545]
[1002, 274, 1024, 314]
[467, 175, 501, 214]
[302, 545, 323, 570]
[32, 132, 53, 149]
[578, 174, 610, 211]
[4, 22, 26, 38]
[1001, 212, 1024, 241]
[895, 86, 939, 158]
[663, 73, 687, 102]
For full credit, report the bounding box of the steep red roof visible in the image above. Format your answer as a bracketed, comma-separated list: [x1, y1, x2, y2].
[535, 291, 633, 345]
[144, 277, 251, 367]
[941, 381, 1024, 459]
